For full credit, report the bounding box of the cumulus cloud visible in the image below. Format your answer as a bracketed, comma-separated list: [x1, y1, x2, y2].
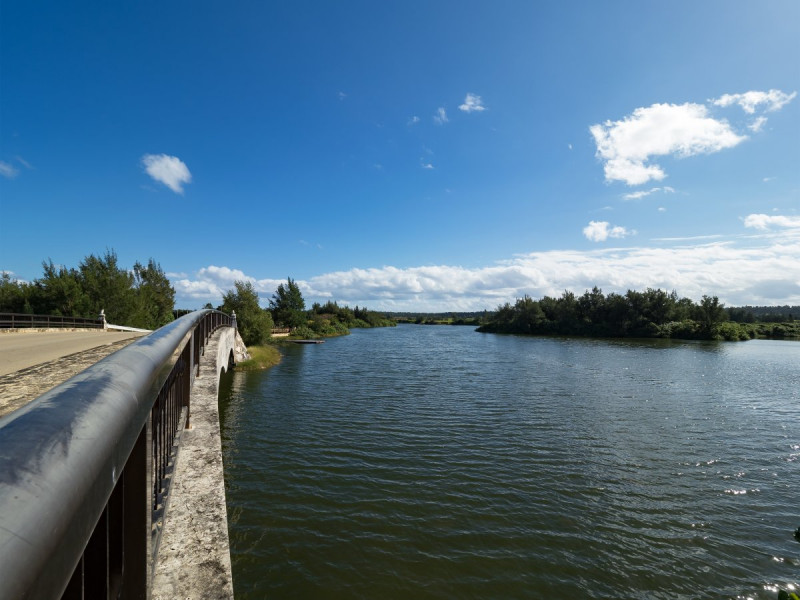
[590, 102, 746, 185]
[433, 107, 448, 125]
[592, 89, 796, 186]
[712, 89, 797, 114]
[173, 227, 800, 311]
[459, 93, 486, 113]
[0, 161, 19, 179]
[743, 214, 800, 231]
[583, 221, 633, 242]
[141, 153, 192, 194]
[171, 265, 288, 305]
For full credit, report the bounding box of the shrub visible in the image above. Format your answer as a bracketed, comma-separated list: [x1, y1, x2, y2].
[290, 325, 316, 339]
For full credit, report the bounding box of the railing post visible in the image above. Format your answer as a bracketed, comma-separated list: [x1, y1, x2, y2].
[123, 424, 150, 599]
[182, 343, 192, 430]
[231, 310, 237, 332]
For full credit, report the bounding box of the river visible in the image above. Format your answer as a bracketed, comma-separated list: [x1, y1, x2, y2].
[219, 324, 800, 599]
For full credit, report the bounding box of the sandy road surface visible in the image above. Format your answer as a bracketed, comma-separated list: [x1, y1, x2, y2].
[0, 330, 145, 376]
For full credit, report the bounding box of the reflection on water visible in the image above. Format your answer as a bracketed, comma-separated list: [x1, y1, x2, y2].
[220, 326, 800, 599]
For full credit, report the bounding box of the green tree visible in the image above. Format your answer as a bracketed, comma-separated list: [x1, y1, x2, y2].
[221, 280, 273, 346]
[0, 272, 30, 313]
[269, 277, 306, 328]
[130, 259, 175, 329]
[34, 260, 89, 316]
[78, 250, 136, 324]
[695, 295, 727, 337]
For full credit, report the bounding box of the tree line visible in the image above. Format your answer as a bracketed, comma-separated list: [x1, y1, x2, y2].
[0, 253, 394, 344]
[218, 278, 395, 346]
[0, 250, 175, 330]
[477, 287, 753, 341]
[727, 305, 798, 323]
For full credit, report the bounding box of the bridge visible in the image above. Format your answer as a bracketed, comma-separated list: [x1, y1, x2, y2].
[0, 310, 247, 599]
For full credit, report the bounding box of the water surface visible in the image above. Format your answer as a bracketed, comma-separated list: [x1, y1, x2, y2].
[220, 325, 800, 599]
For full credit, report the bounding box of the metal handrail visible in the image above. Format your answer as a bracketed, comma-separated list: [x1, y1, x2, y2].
[0, 312, 104, 329]
[0, 309, 232, 599]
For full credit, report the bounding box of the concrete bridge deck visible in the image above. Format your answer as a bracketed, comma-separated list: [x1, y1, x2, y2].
[0, 330, 145, 417]
[0, 330, 145, 376]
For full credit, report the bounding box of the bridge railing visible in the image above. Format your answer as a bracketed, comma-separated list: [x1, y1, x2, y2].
[0, 312, 104, 329]
[0, 309, 232, 599]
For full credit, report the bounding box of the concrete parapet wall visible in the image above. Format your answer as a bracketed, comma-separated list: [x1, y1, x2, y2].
[233, 329, 249, 362]
[152, 327, 238, 599]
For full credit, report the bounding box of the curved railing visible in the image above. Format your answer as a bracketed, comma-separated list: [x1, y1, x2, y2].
[0, 309, 232, 599]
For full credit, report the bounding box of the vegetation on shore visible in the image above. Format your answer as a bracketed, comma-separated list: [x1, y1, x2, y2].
[220, 278, 395, 344]
[743, 320, 800, 339]
[477, 288, 798, 341]
[234, 344, 282, 371]
[303, 300, 395, 337]
[220, 281, 275, 345]
[391, 312, 486, 326]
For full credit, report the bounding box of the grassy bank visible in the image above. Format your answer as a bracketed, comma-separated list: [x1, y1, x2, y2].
[234, 344, 282, 371]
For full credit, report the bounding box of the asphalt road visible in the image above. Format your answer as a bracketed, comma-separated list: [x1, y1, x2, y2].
[0, 330, 146, 376]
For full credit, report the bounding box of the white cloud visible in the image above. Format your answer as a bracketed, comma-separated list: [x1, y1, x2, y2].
[743, 213, 800, 231]
[622, 186, 675, 200]
[658, 207, 666, 213]
[421, 162, 435, 170]
[712, 89, 796, 114]
[582, 221, 633, 242]
[141, 153, 192, 194]
[652, 234, 723, 242]
[748, 116, 768, 132]
[458, 93, 486, 113]
[338, 91, 347, 100]
[433, 107, 448, 125]
[173, 227, 800, 311]
[408, 116, 420, 125]
[172, 265, 288, 306]
[0, 161, 19, 179]
[197, 265, 251, 284]
[624, 191, 650, 200]
[590, 102, 746, 185]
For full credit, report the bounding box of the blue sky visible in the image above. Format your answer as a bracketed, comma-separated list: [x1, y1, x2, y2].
[1, 1, 798, 311]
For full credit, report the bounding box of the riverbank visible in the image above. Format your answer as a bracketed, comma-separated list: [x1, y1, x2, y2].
[234, 344, 282, 371]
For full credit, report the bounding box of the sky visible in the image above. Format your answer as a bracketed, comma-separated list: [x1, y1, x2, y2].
[1, 1, 798, 311]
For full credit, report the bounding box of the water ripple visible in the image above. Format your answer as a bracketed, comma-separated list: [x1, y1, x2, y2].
[220, 327, 800, 600]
